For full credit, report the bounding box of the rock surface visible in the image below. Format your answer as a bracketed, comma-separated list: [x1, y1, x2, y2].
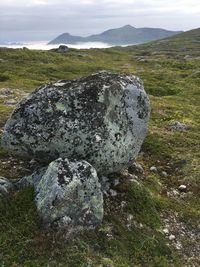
[0, 177, 14, 198]
[35, 158, 103, 230]
[2, 71, 150, 174]
[169, 121, 186, 131]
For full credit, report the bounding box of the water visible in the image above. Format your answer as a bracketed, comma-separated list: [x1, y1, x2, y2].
[0, 41, 113, 50]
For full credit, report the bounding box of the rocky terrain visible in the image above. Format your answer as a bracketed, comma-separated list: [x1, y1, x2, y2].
[0, 28, 199, 266]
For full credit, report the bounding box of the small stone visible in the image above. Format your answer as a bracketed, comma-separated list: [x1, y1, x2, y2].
[113, 179, 120, 186]
[0, 177, 14, 198]
[109, 189, 117, 197]
[139, 223, 143, 228]
[121, 201, 127, 208]
[4, 99, 18, 105]
[128, 162, 144, 175]
[127, 214, 134, 222]
[0, 88, 13, 96]
[175, 241, 182, 250]
[169, 234, 176, 240]
[169, 121, 186, 131]
[163, 228, 169, 235]
[178, 184, 187, 192]
[100, 176, 110, 194]
[150, 166, 157, 172]
[161, 171, 168, 178]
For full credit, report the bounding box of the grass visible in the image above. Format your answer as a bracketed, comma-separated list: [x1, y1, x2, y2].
[0, 29, 200, 266]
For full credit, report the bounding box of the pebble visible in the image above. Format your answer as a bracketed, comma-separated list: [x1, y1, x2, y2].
[113, 179, 120, 186]
[163, 228, 169, 235]
[175, 241, 182, 250]
[169, 234, 176, 240]
[121, 201, 127, 208]
[109, 189, 117, 197]
[128, 162, 144, 175]
[161, 171, 168, 178]
[178, 185, 187, 192]
[150, 166, 157, 172]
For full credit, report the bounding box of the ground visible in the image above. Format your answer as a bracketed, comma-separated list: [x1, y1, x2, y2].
[0, 29, 200, 266]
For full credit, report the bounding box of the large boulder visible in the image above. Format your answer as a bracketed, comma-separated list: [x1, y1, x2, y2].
[1, 71, 150, 174]
[35, 158, 103, 230]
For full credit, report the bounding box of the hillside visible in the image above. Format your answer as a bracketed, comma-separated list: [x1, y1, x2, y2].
[0, 27, 200, 266]
[49, 25, 182, 45]
[125, 27, 200, 54]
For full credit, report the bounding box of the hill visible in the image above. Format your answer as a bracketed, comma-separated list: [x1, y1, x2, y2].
[125, 27, 200, 54]
[48, 25, 182, 45]
[0, 27, 200, 266]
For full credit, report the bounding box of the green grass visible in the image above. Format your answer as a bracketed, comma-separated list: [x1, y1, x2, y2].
[0, 29, 200, 266]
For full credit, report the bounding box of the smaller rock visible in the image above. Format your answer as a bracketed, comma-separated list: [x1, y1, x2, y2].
[161, 171, 168, 178]
[163, 228, 169, 235]
[100, 176, 110, 195]
[109, 189, 117, 197]
[150, 166, 157, 172]
[57, 45, 69, 53]
[169, 234, 176, 241]
[4, 99, 18, 106]
[178, 184, 187, 192]
[184, 55, 192, 60]
[175, 241, 182, 250]
[0, 58, 7, 63]
[0, 177, 14, 198]
[169, 121, 186, 131]
[0, 88, 13, 96]
[113, 179, 120, 186]
[121, 201, 127, 208]
[35, 158, 103, 231]
[128, 162, 144, 175]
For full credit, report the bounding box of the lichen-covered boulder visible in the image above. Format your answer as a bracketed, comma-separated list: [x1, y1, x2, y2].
[0, 177, 14, 198]
[35, 158, 103, 230]
[1, 71, 150, 174]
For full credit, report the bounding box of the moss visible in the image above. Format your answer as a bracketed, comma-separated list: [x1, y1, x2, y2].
[142, 133, 172, 159]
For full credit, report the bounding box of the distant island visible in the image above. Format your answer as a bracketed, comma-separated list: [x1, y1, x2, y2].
[48, 25, 182, 46]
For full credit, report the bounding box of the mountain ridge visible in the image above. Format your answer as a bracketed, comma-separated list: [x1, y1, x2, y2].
[48, 25, 182, 45]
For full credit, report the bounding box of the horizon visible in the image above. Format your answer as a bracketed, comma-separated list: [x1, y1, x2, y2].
[0, 24, 187, 44]
[0, 0, 200, 43]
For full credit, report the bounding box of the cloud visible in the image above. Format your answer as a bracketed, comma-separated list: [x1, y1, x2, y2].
[0, 0, 199, 42]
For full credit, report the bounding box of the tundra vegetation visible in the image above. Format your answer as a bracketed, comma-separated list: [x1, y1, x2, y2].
[0, 28, 200, 266]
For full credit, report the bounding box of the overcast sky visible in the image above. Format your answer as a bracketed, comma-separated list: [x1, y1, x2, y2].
[0, 0, 200, 42]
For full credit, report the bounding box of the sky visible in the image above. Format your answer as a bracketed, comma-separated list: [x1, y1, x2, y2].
[0, 0, 200, 42]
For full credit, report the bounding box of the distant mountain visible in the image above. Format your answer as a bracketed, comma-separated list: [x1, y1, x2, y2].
[48, 25, 182, 45]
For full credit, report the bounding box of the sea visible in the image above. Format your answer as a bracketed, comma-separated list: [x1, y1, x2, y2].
[0, 41, 114, 50]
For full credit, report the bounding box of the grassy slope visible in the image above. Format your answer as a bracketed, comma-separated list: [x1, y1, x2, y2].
[0, 29, 199, 266]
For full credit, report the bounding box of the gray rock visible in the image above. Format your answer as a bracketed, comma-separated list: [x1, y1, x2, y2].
[169, 234, 176, 240]
[1, 71, 150, 174]
[128, 162, 144, 175]
[161, 171, 168, 178]
[0, 58, 7, 63]
[169, 121, 186, 131]
[178, 184, 187, 192]
[0, 177, 14, 198]
[35, 158, 103, 230]
[0, 88, 13, 96]
[58, 45, 69, 53]
[150, 166, 157, 172]
[15, 167, 46, 190]
[4, 99, 18, 106]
